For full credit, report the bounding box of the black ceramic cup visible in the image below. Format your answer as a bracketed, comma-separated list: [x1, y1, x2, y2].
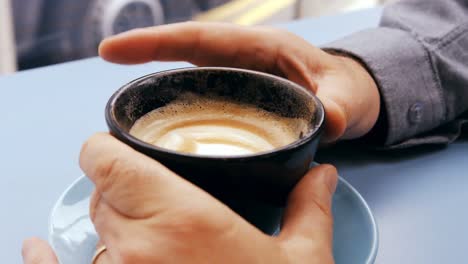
[105, 67, 325, 234]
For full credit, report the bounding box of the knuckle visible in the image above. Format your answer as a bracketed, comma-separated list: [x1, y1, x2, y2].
[93, 155, 124, 193]
[94, 154, 119, 178]
[79, 133, 107, 159]
[79, 133, 109, 173]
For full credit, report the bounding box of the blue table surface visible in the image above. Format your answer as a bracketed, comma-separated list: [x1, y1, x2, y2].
[1, 7, 468, 264]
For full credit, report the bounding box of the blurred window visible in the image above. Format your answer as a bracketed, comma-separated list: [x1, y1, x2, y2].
[7, 0, 387, 71]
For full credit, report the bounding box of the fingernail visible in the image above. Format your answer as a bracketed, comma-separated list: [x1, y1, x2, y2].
[323, 166, 338, 195]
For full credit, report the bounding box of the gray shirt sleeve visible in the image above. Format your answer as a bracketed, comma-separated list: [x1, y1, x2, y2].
[324, 0, 468, 148]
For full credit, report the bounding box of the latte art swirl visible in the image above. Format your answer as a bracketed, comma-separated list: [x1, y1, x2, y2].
[130, 96, 308, 156]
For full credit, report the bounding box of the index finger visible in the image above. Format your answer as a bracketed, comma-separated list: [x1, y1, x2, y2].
[99, 22, 281, 71]
[79, 133, 212, 219]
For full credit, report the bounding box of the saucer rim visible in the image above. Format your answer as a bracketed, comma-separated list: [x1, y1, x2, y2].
[48, 175, 89, 248]
[335, 176, 379, 264]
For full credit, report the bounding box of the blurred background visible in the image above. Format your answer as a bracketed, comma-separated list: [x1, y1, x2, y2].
[0, 0, 393, 74]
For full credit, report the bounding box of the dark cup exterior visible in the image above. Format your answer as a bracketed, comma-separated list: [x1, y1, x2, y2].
[105, 67, 325, 206]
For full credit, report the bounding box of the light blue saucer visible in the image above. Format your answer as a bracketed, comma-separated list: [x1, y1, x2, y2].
[49, 173, 378, 264]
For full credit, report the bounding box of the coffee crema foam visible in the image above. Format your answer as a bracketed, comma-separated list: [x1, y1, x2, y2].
[129, 95, 308, 156]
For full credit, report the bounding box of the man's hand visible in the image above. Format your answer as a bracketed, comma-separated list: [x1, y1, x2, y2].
[23, 133, 338, 264]
[99, 22, 380, 143]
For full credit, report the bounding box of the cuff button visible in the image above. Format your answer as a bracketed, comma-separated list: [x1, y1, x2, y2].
[408, 102, 423, 125]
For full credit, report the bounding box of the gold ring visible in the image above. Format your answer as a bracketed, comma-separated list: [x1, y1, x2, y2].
[91, 245, 107, 264]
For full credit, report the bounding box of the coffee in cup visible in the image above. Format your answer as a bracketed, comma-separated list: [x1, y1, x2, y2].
[129, 93, 310, 157]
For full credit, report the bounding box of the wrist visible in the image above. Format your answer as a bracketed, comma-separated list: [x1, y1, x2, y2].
[330, 51, 381, 139]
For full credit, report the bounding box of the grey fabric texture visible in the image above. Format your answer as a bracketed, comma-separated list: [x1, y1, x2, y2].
[324, 0, 468, 148]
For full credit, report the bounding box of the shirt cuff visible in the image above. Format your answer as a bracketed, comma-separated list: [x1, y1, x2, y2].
[323, 28, 446, 146]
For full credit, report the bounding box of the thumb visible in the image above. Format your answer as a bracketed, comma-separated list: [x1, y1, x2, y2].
[318, 96, 347, 143]
[22, 238, 59, 264]
[278, 165, 338, 252]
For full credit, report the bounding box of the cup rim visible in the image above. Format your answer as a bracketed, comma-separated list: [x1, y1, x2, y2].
[105, 67, 325, 161]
